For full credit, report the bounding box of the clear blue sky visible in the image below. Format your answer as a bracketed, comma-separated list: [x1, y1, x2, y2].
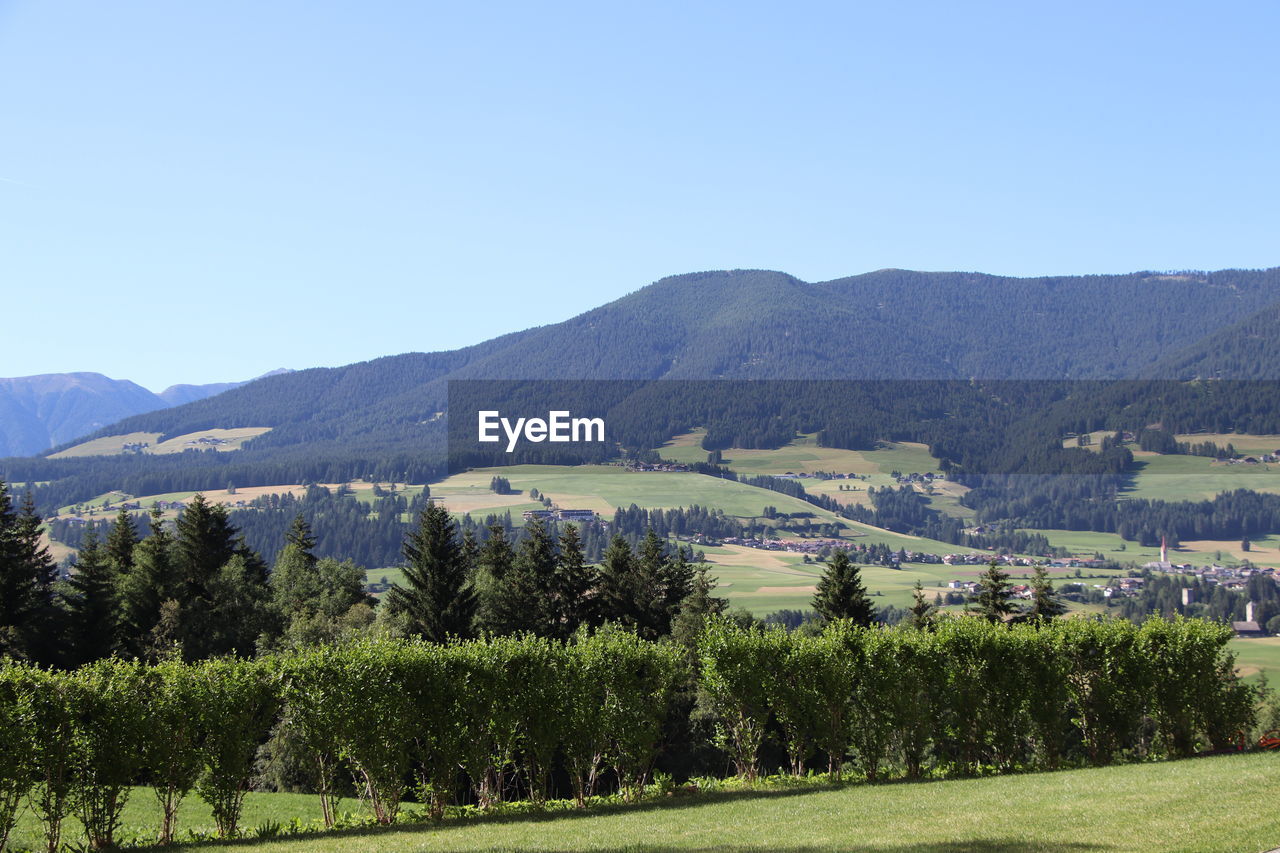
[2, 1, 1278, 390]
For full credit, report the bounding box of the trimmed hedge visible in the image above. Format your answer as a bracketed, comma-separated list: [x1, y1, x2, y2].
[0, 617, 1257, 849]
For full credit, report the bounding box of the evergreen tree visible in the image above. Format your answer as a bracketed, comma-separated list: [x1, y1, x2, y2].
[552, 524, 595, 636]
[475, 523, 520, 634]
[117, 509, 178, 660]
[171, 494, 270, 658]
[596, 534, 640, 628]
[1024, 565, 1067, 622]
[907, 579, 937, 630]
[387, 503, 476, 642]
[63, 527, 119, 665]
[670, 564, 728, 649]
[511, 518, 559, 633]
[660, 544, 695, 618]
[105, 508, 138, 577]
[974, 560, 1016, 624]
[631, 529, 673, 639]
[173, 494, 240, 597]
[271, 515, 321, 618]
[812, 550, 874, 626]
[0, 483, 59, 662]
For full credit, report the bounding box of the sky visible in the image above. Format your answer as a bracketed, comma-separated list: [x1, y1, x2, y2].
[2, 1, 1278, 390]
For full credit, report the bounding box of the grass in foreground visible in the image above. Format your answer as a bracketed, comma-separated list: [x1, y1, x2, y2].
[123, 752, 1280, 853]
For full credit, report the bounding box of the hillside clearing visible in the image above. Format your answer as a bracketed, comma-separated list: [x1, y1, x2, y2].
[50, 427, 271, 458]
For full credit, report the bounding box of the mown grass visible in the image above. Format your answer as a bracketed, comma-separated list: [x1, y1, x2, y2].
[41, 753, 1272, 853]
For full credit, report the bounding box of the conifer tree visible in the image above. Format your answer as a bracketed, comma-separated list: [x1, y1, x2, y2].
[117, 509, 178, 660]
[974, 560, 1016, 624]
[271, 515, 320, 618]
[63, 528, 119, 665]
[552, 524, 595, 636]
[596, 534, 640, 628]
[670, 564, 728, 649]
[475, 523, 519, 634]
[907, 579, 937, 630]
[0, 483, 59, 662]
[1025, 564, 1067, 622]
[105, 508, 138, 578]
[631, 529, 673, 638]
[388, 503, 476, 642]
[812, 550, 874, 626]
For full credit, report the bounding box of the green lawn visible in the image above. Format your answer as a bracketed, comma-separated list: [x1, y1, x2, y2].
[67, 753, 1279, 853]
[9, 787, 322, 851]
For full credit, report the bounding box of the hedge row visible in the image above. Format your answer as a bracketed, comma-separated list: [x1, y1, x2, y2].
[0, 617, 1256, 851]
[700, 616, 1256, 782]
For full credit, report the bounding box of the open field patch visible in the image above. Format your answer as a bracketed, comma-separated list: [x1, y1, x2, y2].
[1175, 432, 1280, 454]
[49, 432, 163, 459]
[1230, 636, 1280, 682]
[1124, 453, 1280, 501]
[50, 427, 271, 458]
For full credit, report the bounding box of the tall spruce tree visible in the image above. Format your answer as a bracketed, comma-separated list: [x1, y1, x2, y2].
[388, 503, 476, 642]
[1024, 565, 1067, 622]
[271, 515, 320, 618]
[104, 508, 138, 578]
[974, 560, 1016, 624]
[63, 527, 119, 665]
[0, 483, 59, 662]
[812, 549, 874, 626]
[670, 564, 728, 649]
[117, 509, 178, 660]
[596, 534, 640, 628]
[552, 524, 595, 636]
[475, 523, 519, 634]
[907, 579, 937, 630]
[170, 494, 270, 658]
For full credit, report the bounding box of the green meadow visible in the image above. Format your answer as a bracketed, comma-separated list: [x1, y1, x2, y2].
[1124, 453, 1280, 502]
[1231, 636, 1280, 683]
[19, 753, 1274, 853]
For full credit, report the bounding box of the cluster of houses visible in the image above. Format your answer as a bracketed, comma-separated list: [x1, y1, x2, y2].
[719, 536, 849, 555]
[521, 508, 598, 523]
[623, 461, 690, 473]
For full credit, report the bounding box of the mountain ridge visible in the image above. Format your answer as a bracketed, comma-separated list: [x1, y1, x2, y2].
[10, 265, 1280, 467]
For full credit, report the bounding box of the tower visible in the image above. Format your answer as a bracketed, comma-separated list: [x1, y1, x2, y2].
[1160, 536, 1168, 565]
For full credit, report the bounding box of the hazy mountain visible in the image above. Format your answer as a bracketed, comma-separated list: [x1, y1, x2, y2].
[0, 369, 292, 457]
[158, 369, 294, 406]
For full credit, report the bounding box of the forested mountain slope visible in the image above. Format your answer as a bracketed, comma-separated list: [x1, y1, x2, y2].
[7, 266, 1280, 508]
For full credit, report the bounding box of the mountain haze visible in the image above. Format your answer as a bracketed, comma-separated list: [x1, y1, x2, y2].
[0, 370, 292, 457]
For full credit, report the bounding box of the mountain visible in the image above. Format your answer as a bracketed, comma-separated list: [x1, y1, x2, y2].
[0, 369, 292, 457]
[8, 266, 1280, 508]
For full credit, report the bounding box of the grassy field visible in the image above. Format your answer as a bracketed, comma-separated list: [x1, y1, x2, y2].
[698, 545, 1120, 615]
[432, 465, 971, 554]
[1012, 528, 1280, 567]
[1231, 636, 1280, 683]
[1124, 453, 1280, 502]
[50, 427, 272, 459]
[27, 753, 1273, 853]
